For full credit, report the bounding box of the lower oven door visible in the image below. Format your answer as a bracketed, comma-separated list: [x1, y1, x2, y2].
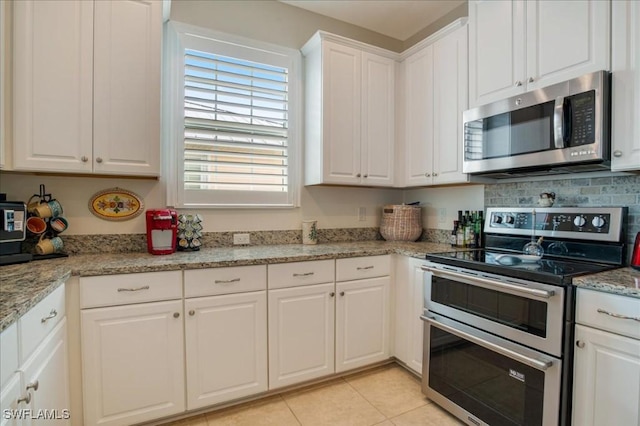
[422, 263, 564, 357]
[421, 313, 561, 426]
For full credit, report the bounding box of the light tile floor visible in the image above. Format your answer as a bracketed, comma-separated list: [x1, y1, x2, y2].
[161, 364, 464, 426]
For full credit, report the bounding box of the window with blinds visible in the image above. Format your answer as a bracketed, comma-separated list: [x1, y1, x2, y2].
[166, 24, 300, 208]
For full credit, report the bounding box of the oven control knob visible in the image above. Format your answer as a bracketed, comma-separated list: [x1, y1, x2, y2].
[492, 215, 503, 224]
[573, 216, 586, 227]
[505, 215, 515, 224]
[592, 216, 606, 228]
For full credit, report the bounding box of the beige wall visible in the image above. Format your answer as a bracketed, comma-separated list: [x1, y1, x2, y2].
[403, 2, 469, 50]
[0, 0, 473, 236]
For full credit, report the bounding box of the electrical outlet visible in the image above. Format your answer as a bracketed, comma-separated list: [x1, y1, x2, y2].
[233, 233, 250, 245]
[358, 207, 366, 221]
[438, 208, 447, 224]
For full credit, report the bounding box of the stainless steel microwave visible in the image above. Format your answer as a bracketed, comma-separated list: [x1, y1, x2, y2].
[462, 71, 611, 178]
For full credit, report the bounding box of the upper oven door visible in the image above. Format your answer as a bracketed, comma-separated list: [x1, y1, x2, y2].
[422, 263, 565, 357]
[462, 70, 609, 175]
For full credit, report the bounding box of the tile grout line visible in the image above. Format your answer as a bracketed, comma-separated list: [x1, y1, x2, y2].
[279, 393, 304, 426]
[342, 371, 391, 424]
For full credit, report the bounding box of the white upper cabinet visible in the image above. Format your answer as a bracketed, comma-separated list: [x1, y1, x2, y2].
[13, 0, 161, 176]
[469, 0, 610, 108]
[611, 0, 640, 171]
[400, 21, 470, 187]
[303, 32, 395, 187]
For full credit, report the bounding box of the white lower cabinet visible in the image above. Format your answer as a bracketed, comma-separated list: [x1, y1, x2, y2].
[572, 289, 640, 426]
[335, 277, 390, 372]
[268, 283, 336, 389]
[80, 300, 185, 426]
[0, 373, 24, 426]
[184, 291, 267, 409]
[393, 256, 425, 374]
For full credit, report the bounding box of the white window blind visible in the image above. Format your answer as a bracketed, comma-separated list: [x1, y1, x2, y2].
[165, 24, 300, 208]
[184, 49, 289, 192]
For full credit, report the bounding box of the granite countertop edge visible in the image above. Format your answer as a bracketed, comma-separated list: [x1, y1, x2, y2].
[3, 241, 639, 332]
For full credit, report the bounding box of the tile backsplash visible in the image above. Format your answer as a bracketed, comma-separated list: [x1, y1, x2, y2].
[485, 174, 640, 263]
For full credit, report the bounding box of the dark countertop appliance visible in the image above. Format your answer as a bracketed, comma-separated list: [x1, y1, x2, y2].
[0, 201, 33, 265]
[421, 206, 627, 426]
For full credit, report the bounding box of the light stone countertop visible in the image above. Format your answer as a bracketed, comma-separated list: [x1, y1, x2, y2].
[3, 241, 639, 332]
[572, 267, 640, 299]
[0, 241, 451, 331]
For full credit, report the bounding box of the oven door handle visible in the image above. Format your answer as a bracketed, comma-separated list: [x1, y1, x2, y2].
[420, 315, 553, 371]
[421, 315, 553, 371]
[421, 266, 555, 299]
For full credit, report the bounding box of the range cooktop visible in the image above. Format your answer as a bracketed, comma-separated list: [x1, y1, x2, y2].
[426, 249, 618, 286]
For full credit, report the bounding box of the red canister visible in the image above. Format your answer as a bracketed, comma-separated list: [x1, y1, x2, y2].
[632, 232, 640, 271]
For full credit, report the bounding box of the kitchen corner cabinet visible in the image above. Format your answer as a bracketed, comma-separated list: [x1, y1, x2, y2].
[393, 256, 425, 375]
[302, 32, 395, 187]
[469, 0, 610, 108]
[80, 272, 184, 426]
[401, 21, 469, 187]
[13, 0, 161, 176]
[572, 289, 640, 426]
[183, 266, 268, 410]
[611, 0, 640, 171]
[335, 256, 390, 373]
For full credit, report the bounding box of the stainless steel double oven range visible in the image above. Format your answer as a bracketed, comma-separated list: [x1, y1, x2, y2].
[421, 207, 628, 426]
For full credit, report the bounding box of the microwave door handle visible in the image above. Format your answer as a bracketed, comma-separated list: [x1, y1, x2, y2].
[553, 96, 565, 148]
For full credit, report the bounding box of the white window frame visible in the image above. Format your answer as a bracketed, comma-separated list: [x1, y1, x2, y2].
[163, 22, 302, 208]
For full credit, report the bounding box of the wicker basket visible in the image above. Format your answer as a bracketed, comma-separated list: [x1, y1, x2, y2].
[380, 205, 422, 241]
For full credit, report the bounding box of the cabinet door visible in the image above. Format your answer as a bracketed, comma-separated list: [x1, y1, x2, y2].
[322, 41, 361, 185]
[526, 0, 610, 91]
[432, 24, 468, 185]
[403, 45, 434, 186]
[572, 325, 640, 426]
[469, 0, 526, 107]
[81, 301, 185, 426]
[13, 0, 93, 172]
[407, 261, 426, 375]
[20, 319, 69, 425]
[0, 373, 26, 426]
[336, 277, 390, 373]
[185, 291, 267, 410]
[611, 0, 640, 172]
[361, 52, 394, 186]
[268, 283, 335, 389]
[93, 0, 161, 176]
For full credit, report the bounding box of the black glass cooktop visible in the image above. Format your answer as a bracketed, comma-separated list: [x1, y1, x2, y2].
[426, 249, 617, 286]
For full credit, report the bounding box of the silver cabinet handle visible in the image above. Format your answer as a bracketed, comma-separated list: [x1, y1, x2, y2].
[576, 340, 585, 348]
[96, 157, 103, 163]
[356, 173, 361, 178]
[189, 310, 195, 316]
[214, 278, 240, 284]
[363, 175, 368, 178]
[424, 172, 431, 177]
[597, 308, 640, 322]
[613, 150, 623, 157]
[433, 172, 438, 176]
[421, 315, 553, 371]
[330, 292, 335, 297]
[515, 80, 523, 87]
[528, 77, 534, 83]
[293, 272, 314, 277]
[81, 156, 88, 162]
[173, 312, 180, 318]
[117, 286, 150, 292]
[26, 381, 39, 392]
[340, 291, 345, 296]
[357, 266, 374, 270]
[41, 309, 58, 323]
[17, 393, 31, 405]
[421, 266, 555, 299]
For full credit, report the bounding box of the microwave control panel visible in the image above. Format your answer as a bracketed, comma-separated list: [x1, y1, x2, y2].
[567, 90, 596, 147]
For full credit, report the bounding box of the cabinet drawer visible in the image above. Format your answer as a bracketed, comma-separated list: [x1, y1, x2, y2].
[268, 260, 335, 289]
[184, 265, 266, 298]
[0, 323, 18, 388]
[336, 255, 390, 282]
[576, 288, 640, 340]
[19, 283, 65, 363]
[80, 271, 182, 309]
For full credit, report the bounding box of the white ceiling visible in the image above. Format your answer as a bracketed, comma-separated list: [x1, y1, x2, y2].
[280, 0, 466, 41]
